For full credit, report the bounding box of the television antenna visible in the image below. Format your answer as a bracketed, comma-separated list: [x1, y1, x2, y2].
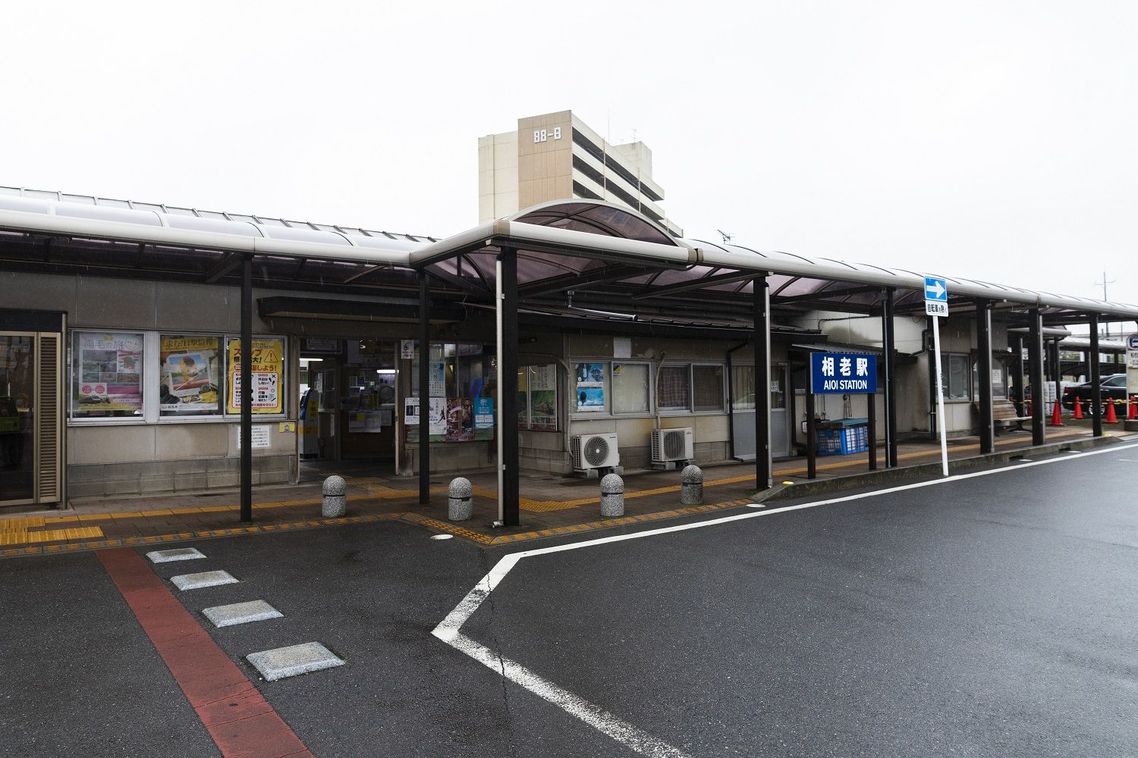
[717, 229, 733, 244]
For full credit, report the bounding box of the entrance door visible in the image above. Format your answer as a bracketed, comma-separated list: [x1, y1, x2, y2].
[730, 363, 791, 461]
[0, 332, 62, 506]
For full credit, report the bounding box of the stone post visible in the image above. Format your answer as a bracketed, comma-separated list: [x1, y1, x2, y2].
[448, 477, 473, 521]
[321, 475, 347, 517]
[600, 473, 624, 517]
[680, 465, 704, 505]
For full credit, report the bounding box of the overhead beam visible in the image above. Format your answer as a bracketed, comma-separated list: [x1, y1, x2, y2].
[205, 252, 244, 284]
[632, 270, 757, 300]
[773, 284, 882, 304]
[521, 264, 642, 297]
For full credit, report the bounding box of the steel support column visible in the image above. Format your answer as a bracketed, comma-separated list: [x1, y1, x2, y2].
[753, 276, 771, 490]
[1014, 336, 1027, 418]
[1029, 309, 1045, 445]
[240, 254, 253, 523]
[418, 271, 430, 505]
[976, 299, 994, 454]
[498, 247, 520, 526]
[1049, 337, 1062, 420]
[881, 288, 898, 467]
[1090, 313, 1103, 437]
[805, 392, 817, 479]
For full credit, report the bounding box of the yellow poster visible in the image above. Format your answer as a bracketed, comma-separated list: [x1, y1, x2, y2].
[226, 337, 284, 414]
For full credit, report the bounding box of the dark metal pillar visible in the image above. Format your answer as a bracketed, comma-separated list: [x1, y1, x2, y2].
[805, 392, 817, 479]
[1090, 314, 1103, 437]
[976, 299, 994, 454]
[1014, 335, 1027, 418]
[867, 392, 877, 471]
[881, 288, 898, 467]
[500, 247, 520, 527]
[239, 255, 253, 523]
[418, 271, 430, 505]
[1050, 337, 1063, 421]
[1029, 309, 1045, 445]
[753, 276, 771, 490]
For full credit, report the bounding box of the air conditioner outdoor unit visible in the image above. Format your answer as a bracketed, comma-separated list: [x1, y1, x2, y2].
[571, 433, 621, 472]
[651, 427, 694, 464]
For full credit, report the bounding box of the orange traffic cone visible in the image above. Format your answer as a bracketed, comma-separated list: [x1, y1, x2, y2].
[1129, 395, 1138, 421]
[1073, 397, 1084, 419]
[1050, 399, 1063, 426]
[1104, 398, 1119, 424]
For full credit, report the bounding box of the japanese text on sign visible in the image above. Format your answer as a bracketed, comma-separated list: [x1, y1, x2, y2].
[810, 352, 877, 394]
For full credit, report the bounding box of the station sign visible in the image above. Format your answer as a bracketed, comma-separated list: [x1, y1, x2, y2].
[924, 276, 948, 317]
[810, 352, 877, 394]
[1127, 333, 1138, 370]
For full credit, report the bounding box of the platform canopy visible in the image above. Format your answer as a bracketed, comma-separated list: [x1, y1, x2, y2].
[2, 188, 1136, 327]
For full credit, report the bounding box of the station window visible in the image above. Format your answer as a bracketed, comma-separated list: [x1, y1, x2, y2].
[692, 365, 725, 411]
[657, 363, 726, 413]
[941, 353, 971, 401]
[71, 331, 145, 419]
[612, 362, 650, 414]
[518, 364, 559, 431]
[408, 342, 497, 442]
[656, 365, 690, 410]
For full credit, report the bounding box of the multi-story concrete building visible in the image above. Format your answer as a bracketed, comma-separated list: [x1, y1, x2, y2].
[478, 110, 683, 237]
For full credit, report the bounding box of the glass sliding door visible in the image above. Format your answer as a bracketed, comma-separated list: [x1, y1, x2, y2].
[0, 334, 36, 504]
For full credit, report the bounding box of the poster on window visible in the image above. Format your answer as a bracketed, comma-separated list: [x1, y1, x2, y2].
[529, 364, 557, 429]
[404, 396, 447, 440]
[75, 332, 144, 414]
[445, 398, 475, 441]
[226, 337, 285, 414]
[574, 362, 606, 412]
[159, 336, 221, 414]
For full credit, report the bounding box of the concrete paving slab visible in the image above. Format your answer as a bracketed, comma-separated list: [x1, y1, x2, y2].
[202, 599, 283, 628]
[246, 642, 344, 681]
[170, 570, 238, 591]
[146, 547, 206, 563]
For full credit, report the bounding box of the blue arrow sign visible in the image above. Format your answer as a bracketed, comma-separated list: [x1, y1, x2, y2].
[924, 276, 948, 302]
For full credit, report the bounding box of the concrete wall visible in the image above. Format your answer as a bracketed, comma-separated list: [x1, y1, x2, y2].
[1, 271, 297, 500]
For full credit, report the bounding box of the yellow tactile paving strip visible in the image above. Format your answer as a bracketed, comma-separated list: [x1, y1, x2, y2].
[0, 515, 104, 546]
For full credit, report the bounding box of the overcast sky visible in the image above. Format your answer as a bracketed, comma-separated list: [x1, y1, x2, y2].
[4, 1, 1136, 319]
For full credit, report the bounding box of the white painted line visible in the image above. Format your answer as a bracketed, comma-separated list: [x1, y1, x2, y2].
[170, 570, 238, 591]
[202, 600, 283, 628]
[146, 547, 206, 563]
[431, 534, 455, 541]
[433, 441, 1138, 757]
[1017, 458, 1033, 462]
[246, 642, 344, 681]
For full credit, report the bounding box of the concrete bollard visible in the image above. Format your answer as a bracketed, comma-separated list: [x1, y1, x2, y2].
[448, 477, 473, 521]
[680, 465, 704, 505]
[600, 473, 624, 517]
[321, 475, 347, 517]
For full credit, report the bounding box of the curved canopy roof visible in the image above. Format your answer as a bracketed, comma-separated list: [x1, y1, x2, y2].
[1, 189, 1135, 324]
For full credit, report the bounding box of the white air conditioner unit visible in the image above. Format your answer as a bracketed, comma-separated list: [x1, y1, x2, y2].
[651, 427, 694, 464]
[571, 433, 620, 471]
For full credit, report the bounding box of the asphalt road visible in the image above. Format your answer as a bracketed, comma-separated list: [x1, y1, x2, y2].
[4, 444, 1137, 757]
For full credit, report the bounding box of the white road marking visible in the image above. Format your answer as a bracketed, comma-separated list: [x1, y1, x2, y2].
[433, 441, 1138, 757]
[431, 534, 455, 541]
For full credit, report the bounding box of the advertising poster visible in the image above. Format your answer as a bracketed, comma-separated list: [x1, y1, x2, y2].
[75, 332, 144, 414]
[445, 398, 475, 442]
[574, 362, 606, 413]
[404, 396, 446, 441]
[159, 335, 221, 414]
[474, 397, 494, 431]
[529, 364, 557, 429]
[226, 337, 285, 414]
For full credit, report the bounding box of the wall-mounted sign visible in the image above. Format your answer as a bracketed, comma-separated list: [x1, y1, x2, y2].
[810, 352, 878, 394]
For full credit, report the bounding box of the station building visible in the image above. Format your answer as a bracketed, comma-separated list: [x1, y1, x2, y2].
[1, 118, 1135, 519]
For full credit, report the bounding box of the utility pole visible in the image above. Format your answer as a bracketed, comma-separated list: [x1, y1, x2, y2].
[1096, 272, 1116, 339]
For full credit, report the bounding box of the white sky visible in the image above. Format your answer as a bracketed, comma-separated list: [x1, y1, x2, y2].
[4, 1, 1136, 320]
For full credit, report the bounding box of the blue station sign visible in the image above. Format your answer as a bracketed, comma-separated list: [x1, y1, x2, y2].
[810, 352, 878, 394]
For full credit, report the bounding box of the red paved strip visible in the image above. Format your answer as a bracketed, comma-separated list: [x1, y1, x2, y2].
[97, 548, 312, 758]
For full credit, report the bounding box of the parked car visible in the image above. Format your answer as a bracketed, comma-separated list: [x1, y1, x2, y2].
[1061, 374, 1129, 410]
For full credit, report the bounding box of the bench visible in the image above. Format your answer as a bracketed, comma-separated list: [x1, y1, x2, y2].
[982, 398, 1031, 434]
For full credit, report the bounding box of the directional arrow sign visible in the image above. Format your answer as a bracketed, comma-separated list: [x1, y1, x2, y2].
[924, 275, 948, 317]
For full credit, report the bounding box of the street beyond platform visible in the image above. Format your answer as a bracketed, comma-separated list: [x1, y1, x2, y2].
[0, 424, 1127, 558]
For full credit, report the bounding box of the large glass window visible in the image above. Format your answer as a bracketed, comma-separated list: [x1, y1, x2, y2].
[574, 362, 608, 413]
[693, 365, 725, 411]
[408, 342, 496, 442]
[941, 353, 971, 401]
[612, 362, 649, 414]
[71, 331, 144, 418]
[518, 364, 559, 430]
[657, 365, 689, 410]
[159, 335, 222, 416]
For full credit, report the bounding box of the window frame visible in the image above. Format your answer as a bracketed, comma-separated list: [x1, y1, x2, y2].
[611, 361, 652, 416]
